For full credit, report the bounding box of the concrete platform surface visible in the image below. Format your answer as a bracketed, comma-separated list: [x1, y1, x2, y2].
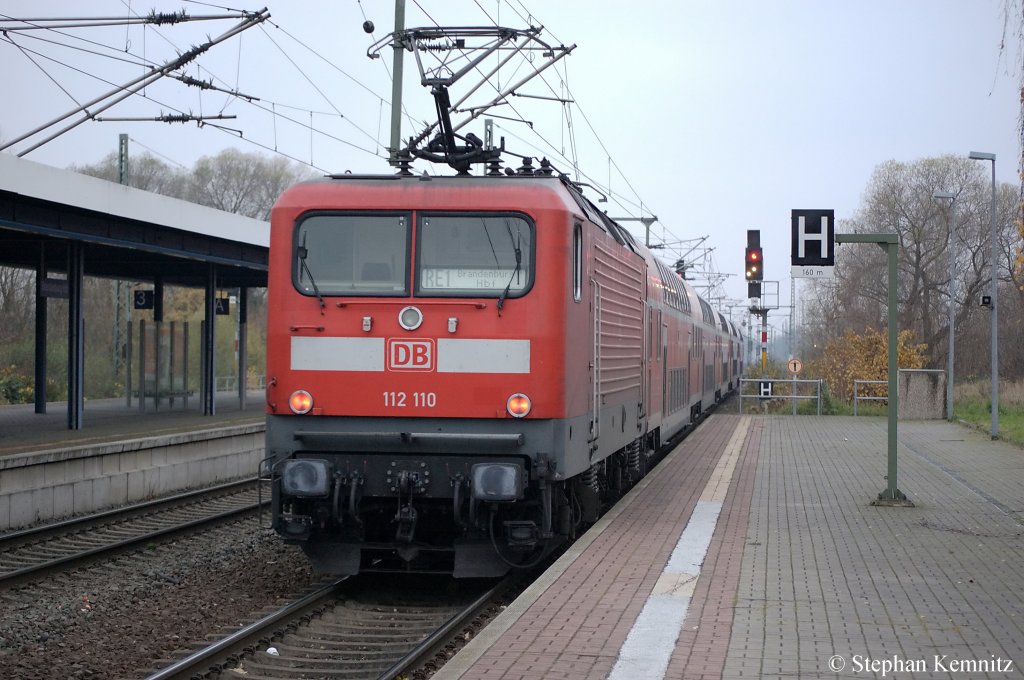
[435, 415, 1024, 680]
[0, 391, 264, 457]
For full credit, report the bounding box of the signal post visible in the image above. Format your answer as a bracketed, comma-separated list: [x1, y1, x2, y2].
[745, 230, 768, 374]
[790, 209, 911, 507]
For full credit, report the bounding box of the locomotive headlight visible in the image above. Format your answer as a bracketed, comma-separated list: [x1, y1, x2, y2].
[289, 390, 313, 414]
[471, 462, 524, 501]
[280, 459, 331, 497]
[398, 306, 423, 331]
[506, 393, 531, 418]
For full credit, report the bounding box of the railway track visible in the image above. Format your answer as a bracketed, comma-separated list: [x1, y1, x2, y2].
[0, 478, 264, 585]
[143, 574, 512, 680]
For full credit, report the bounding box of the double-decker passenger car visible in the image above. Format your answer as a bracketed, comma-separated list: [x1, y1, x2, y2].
[264, 169, 740, 577]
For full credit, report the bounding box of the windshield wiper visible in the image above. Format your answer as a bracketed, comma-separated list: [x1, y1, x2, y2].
[297, 237, 326, 316]
[496, 228, 522, 313]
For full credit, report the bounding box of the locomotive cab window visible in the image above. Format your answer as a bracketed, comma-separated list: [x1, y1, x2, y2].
[293, 213, 409, 296]
[416, 213, 534, 298]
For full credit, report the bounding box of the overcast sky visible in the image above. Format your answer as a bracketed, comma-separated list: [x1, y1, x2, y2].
[1, 1, 1019, 317]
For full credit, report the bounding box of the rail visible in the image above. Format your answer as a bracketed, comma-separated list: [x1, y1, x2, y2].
[142, 575, 508, 680]
[0, 480, 264, 585]
[737, 377, 822, 415]
[143, 579, 349, 680]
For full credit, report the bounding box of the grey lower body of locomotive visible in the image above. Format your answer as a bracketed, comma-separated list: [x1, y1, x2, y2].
[265, 404, 664, 577]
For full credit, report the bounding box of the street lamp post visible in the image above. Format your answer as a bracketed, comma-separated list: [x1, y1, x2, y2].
[968, 151, 998, 439]
[933, 190, 956, 420]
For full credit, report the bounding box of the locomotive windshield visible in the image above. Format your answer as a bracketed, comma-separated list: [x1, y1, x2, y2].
[294, 213, 409, 296]
[291, 211, 534, 299]
[416, 213, 533, 298]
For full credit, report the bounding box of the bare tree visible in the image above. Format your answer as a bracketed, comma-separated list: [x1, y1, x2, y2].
[188, 149, 316, 220]
[71, 152, 187, 197]
[803, 155, 1020, 378]
[0, 267, 34, 345]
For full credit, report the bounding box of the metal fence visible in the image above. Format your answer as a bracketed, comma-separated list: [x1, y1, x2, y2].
[215, 375, 266, 392]
[852, 379, 888, 415]
[738, 378, 823, 415]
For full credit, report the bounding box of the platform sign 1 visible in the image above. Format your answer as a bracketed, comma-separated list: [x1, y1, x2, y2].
[791, 209, 835, 278]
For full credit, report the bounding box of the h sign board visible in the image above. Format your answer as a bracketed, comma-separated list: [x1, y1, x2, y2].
[791, 209, 835, 278]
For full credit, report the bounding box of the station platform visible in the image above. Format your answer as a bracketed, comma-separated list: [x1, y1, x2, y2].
[0, 391, 264, 457]
[0, 392, 266, 530]
[436, 414, 1024, 680]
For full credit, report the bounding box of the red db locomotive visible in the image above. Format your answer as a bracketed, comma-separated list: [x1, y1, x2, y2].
[264, 167, 741, 577]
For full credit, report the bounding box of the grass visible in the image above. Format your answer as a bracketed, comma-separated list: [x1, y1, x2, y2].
[954, 379, 1024, 447]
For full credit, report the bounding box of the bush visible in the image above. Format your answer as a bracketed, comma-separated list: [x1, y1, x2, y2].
[808, 328, 928, 404]
[0, 365, 33, 405]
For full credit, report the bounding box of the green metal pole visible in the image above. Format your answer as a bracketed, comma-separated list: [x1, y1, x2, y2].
[388, 0, 406, 165]
[835, 233, 911, 506]
[885, 241, 900, 500]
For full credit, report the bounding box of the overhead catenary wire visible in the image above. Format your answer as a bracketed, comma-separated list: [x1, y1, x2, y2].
[6, 0, 697, 282]
[465, 1, 704, 277]
[3, 5, 389, 167]
[128, 135, 189, 168]
[256, 23, 379, 147]
[1, 9, 271, 156]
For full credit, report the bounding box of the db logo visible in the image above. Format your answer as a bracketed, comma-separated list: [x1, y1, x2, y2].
[387, 339, 435, 371]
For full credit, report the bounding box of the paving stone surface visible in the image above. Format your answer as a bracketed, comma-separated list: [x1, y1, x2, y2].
[723, 416, 1024, 680]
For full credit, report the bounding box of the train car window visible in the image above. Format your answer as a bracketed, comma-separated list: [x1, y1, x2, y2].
[416, 213, 535, 298]
[698, 298, 715, 326]
[293, 212, 409, 296]
[573, 223, 583, 302]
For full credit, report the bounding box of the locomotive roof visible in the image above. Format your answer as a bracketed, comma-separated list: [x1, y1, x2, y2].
[276, 171, 725, 328]
[291, 172, 645, 252]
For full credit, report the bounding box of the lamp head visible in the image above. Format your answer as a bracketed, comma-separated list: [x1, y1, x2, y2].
[968, 151, 996, 161]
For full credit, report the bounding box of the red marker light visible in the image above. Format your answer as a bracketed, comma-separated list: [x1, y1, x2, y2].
[289, 390, 313, 414]
[506, 393, 532, 418]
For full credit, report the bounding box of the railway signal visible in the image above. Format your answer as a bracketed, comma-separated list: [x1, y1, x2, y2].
[745, 229, 763, 281]
[744, 247, 763, 280]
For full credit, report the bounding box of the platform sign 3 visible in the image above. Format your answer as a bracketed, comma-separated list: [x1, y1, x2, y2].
[791, 209, 835, 278]
[133, 290, 154, 309]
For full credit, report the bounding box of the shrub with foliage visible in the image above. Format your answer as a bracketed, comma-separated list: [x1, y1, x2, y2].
[809, 328, 927, 403]
[0, 365, 33, 405]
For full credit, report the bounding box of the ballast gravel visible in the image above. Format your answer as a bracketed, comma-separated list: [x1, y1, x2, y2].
[0, 519, 317, 679]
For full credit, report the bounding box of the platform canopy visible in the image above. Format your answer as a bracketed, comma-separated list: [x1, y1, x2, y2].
[0, 153, 268, 288]
[0, 153, 272, 428]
